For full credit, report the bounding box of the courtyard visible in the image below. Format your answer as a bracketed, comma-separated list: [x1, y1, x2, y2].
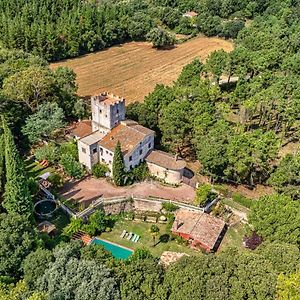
[59, 176, 196, 207]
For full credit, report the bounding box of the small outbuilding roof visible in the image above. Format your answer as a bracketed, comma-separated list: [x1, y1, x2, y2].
[38, 221, 56, 234]
[145, 150, 186, 171]
[172, 209, 225, 251]
[80, 130, 105, 146]
[71, 120, 92, 139]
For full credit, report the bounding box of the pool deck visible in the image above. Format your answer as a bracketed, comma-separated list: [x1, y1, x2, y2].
[91, 237, 134, 252]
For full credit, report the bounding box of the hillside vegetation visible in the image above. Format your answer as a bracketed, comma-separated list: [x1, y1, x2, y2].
[127, 0, 300, 197]
[0, 0, 264, 61]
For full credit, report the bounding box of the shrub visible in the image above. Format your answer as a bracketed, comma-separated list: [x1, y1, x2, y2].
[162, 202, 179, 212]
[194, 184, 217, 207]
[48, 173, 64, 188]
[28, 177, 39, 196]
[35, 143, 59, 164]
[166, 214, 175, 233]
[92, 163, 109, 178]
[60, 153, 84, 179]
[83, 211, 107, 236]
[146, 27, 176, 48]
[130, 163, 149, 181]
[60, 141, 78, 160]
[63, 218, 83, 237]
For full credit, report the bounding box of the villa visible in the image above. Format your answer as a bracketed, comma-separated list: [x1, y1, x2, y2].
[75, 92, 186, 184]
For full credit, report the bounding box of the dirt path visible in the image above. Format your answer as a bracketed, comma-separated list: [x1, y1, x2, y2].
[50, 37, 233, 103]
[60, 176, 196, 206]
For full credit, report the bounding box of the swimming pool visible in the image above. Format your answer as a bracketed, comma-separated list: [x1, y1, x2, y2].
[91, 238, 133, 259]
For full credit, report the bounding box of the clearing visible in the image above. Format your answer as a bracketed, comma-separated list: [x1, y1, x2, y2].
[50, 37, 233, 103]
[100, 219, 202, 257]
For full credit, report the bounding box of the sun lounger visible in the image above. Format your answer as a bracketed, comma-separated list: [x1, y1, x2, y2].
[131, 234, 137, 242]
[124, 232, 128, 239]
[127, 232, 133, 240]
[120, 230, 126, 238]
[134, 235, 140, 243]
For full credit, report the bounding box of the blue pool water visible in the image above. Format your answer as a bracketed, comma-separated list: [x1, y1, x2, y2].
[91, 238, 133, 259]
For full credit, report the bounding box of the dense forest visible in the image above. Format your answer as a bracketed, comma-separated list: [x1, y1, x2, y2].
[127, 0, 300, 197]
[0, 0, 299, 299]
[0, 0, 268, 60]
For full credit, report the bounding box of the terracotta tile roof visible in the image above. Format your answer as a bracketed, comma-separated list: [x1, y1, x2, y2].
[71, 120, 92, 138]
[92, 92, 125, 105]
[145, 150, 186, 170]
[172, 209, 225, 251]
[99, 121, 154, 155]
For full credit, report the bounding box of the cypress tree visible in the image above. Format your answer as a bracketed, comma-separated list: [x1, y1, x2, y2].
[112, 141, 125, 186]
[1, 116, 33, 218]
[0, 133, 4, 193]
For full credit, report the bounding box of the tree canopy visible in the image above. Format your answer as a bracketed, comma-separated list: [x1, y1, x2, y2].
[249, 194, 300, 245]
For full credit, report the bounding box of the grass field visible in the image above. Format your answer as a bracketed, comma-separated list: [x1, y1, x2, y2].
[51, 37, 233, 103]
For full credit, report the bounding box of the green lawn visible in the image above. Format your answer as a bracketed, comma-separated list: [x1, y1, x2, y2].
[219, 221, 247, 252]
[25, 158, 56, 179]
[100, 219, 203, 257]
[221, 198, 250, 214]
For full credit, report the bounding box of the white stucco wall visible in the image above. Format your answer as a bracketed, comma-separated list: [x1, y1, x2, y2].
[91, 96, 125, 131]
[78, 140, 99, 170]
[147, 162, 184, 184]
[123, 134, 154, 171]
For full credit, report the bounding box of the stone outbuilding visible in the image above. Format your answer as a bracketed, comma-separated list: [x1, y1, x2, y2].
[145, 150, 186, 184]
[171, 209, 226, 252]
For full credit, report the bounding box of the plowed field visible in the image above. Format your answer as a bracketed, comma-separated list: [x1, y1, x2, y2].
[51, 37, 233, 103]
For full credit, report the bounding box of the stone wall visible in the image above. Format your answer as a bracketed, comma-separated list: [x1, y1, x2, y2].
[102, 200, 134, 215]
[133, 199, 162, 212]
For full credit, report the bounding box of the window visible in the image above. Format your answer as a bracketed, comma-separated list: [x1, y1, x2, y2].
[100, 147, 103, 155]
[106, 150, 109, 154]
[129, 156, 132, 162]
[110, 152, 113, 156]
[82, 148, 86, 153]
[148, 143, 151, 149]
[92, 148, 97, 154]
[99, 109, 102, 113]
[102, 158, 105, 163]
[129, 165, 133, 170]
[105, 114, 107, 118]
[139, 149, 143, 155]
[117, 109, 119, 113]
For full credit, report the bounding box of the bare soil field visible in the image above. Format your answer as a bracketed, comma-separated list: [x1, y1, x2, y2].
[50, 37, 233, 103]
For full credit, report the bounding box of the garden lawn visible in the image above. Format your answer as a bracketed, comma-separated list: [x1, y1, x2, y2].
[219, 221, 247, 252]
[25, 158, 56, 179]
[100, 219, 203, 257]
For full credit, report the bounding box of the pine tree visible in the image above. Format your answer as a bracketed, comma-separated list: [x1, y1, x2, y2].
[112, 141, 125, 186]
[1, 116, 33, 218]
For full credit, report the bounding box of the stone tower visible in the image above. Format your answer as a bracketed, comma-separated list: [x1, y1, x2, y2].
[91, 92, 126, 133]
